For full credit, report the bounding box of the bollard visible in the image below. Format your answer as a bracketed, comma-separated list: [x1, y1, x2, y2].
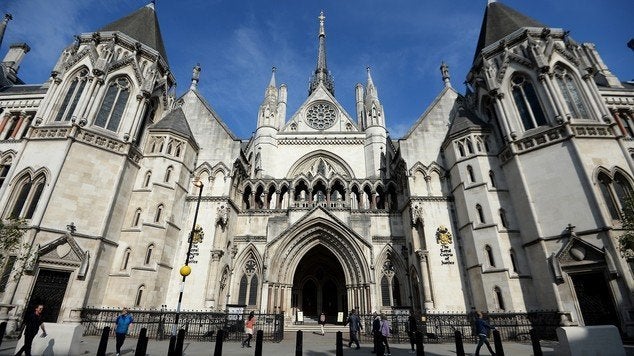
[415, 330, 425, 356]
[175, 328, 186, 356]
[454, 330, 465, 356]
[97, 326, 110, 356]
[530, 329, 542, 356]
[0, 321, 6, 349]
[295, 330, 303, 356]
[254, 329, 264, 356]
[213, 329, 224, 356]
[135, 328, 148, 356]
[167, 335, 176, 356]
[493, 329, 504, 356]
[336, 331, 343, 356]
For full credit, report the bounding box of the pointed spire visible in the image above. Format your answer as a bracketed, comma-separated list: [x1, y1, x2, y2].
[0, 14, 13, 49]
[269, 66, 277, 87]
[473, 1, 544, 63]
[365, 66, 378, 99]
[440, 61, 451, 88]
[308, 11, 334, 96]
[99, 4, 168, 62]
[190, 63, 201, 90]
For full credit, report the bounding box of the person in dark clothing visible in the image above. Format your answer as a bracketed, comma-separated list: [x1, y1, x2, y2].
[407, 313, 418, 353]
[345, 309, 362, 349]
[15, 304, 47, 356]
[474, 311, 496, 356]
[371, 312, 381, 353]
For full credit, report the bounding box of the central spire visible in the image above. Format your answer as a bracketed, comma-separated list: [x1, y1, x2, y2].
[308, 11, 334, 96]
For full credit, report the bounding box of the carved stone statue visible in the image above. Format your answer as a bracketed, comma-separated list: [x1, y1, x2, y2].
[269, 191, 277, 209]
[350, 192, 358, 209]
[361, 191, 370, 209]
[281, 191, 289, 209]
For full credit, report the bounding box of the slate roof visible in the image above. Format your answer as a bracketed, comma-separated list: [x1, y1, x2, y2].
[98, 4, 168, 62]
[473, 1, 545, 62]
[447, 105, 490, 138]
[149, 107, 194, 142]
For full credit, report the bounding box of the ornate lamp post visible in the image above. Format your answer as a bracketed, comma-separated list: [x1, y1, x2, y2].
[173, 178, 204, 335]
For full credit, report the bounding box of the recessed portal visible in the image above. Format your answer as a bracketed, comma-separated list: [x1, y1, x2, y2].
[292, 245, 346, 321]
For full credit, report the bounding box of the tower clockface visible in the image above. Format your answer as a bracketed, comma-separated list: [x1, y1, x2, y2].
[306, 102, 337, 130]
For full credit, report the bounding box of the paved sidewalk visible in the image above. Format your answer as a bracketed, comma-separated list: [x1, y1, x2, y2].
[0, 331, 562, 355]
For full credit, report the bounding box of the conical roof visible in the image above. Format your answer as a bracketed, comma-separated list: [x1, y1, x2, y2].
[99, 4, 168, 61]
[473, 1, 544, 62]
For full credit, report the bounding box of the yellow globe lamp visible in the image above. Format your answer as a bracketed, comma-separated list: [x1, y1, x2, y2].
[180, 265, 192, 277]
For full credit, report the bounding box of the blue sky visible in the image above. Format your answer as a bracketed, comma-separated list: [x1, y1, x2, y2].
[2, 0, 632, 139]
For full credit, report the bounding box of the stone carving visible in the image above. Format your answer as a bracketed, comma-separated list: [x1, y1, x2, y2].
[217, 205, 228, 231]
[269, 192, 277, 209]
[191, 224, 204, 244]
[361, 191, 370, 209]
[435, 225, 452, 246]
[411, 204, 423, 225]
[281, 192, 289, 209]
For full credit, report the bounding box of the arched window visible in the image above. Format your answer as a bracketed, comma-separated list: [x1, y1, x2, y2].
[121, 248, 131, 270]
[0, 159, 12, 189]
[133, 208, 142, 227]
[511, 74, 547, 130]
[249, 274, 259, 305]
[380, 275, 390, 305]
[164, 166, 173, 183]
[457, 143, 465, 157]
[145, 244, 154, 265]
[55, 69, 88, 122]
[467, 165, 475, 183]
[485, 245, 495, 267]
[489, 170, 496, 188]
[167, 140, 174, 155]
[8, 174, 46, 219]
[135, 285, 145, 306]
[238, 274, 248, 305]
[598, 171, 633, 220]
[476, 204, 485, 224]
[494, 286, 505, 310]
[94, 76, 130, 131]
[466, 139, 474, 154]
[392, 276, 402, 307]
[509, 249, 518, 273]
[175, 142, 183, 157]
[143, 171, 152, 188]
[154, 204, 163, 223]
[499, 208, 508, 228]
[554, 65, 589, 120]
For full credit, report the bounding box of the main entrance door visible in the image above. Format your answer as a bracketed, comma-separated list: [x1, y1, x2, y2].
[27, 269, 71, 322]
[570, 272, 620, 329]
[293, 245, 347, 321]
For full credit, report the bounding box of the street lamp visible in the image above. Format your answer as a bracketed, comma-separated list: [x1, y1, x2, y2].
[173, 178, 204, 336]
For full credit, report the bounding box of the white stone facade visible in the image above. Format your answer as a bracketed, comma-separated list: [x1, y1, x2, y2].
[0, 1, 633, 336]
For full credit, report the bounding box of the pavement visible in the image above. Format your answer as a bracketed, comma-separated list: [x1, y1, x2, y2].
[0, 331, 632, 355]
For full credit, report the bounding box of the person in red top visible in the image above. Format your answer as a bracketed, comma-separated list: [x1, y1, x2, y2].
[241, 311, 256, 348]
[15, 304, 47, 356]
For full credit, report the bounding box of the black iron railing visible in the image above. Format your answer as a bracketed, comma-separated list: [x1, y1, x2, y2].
[80, 308, 284, 342]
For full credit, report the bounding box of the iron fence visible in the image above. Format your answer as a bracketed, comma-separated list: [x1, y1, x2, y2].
[352, 310, 560, 344]
[80, 308, 284, 342]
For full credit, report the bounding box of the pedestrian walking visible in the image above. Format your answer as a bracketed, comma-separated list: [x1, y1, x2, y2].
[114, 307, 133, 356]
[407, 312, 418, 353]
[379, 313, 391, 356]
[242, 311, 256, 348]
[371, 312, 381, 354]
[345, 309, 362, 349]
[319, 312, 326, 335]
[15, 304, 47, 356]
[474, 311, 496, 356]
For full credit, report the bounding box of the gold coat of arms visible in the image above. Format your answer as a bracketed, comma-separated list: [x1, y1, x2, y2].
[436, 225, 452, 246]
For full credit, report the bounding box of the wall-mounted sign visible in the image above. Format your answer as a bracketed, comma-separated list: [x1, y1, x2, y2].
[436, 225, 455, 265]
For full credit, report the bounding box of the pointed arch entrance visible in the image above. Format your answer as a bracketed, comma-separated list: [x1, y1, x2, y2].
[264, 208, 373, 317]
[292, 245, 346, 320]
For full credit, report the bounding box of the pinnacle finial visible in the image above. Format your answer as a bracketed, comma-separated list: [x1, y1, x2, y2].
[190, 63, 201, 90]
[0, 13, 13, 49]
[487, 0, 497, 4]
[318, 11, 326, 37]
[148, 0, 156, 9]
[269, 66, 277, 87]
[440, 61, 451, 88]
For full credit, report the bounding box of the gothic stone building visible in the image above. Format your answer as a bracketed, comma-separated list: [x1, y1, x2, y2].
[0, 1, 633, 335]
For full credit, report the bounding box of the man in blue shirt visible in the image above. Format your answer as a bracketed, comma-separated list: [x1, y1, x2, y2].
[474, 311, 496, 356]
[114, 307, 133, 356]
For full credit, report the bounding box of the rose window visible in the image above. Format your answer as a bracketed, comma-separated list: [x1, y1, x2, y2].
[306, 103, 337, 130]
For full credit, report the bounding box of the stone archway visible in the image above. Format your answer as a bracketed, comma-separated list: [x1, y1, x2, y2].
[292, 245, 346, 321]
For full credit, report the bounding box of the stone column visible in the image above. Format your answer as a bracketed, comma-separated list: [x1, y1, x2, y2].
[416, 250, 434, 309]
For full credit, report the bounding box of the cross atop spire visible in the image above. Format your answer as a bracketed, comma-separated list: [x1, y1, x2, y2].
[309, 11, 334, 96]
